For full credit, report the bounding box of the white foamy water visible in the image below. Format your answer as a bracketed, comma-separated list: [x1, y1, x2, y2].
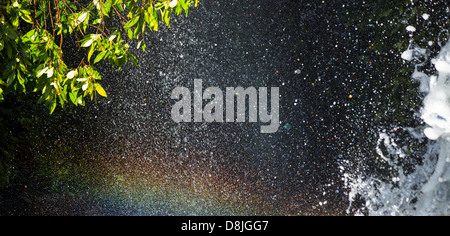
[346, 40, 450, 216]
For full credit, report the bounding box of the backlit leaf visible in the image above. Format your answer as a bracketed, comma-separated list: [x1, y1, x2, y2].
[69, 90, 78, 105]
[94, 51, 108, 64]
[20, 10, 33, 24]
[88, 45, 95, 62]
[94, 83, 107, 97]
[49, 99, 57, 114]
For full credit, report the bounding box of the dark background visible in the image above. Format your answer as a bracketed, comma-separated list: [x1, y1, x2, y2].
[1, 0, 414, 215]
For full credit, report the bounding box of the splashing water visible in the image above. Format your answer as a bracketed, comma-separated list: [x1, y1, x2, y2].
[346, 40, 450, 216]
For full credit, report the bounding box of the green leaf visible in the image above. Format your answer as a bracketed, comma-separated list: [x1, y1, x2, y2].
[94, 83, 107, 97]
[77, 95, 85, 106]
[0, 88, 4, 102]
[88, 82, 94, 99]
[88, 45, 95, 62]
[126, 28, 133, 39]
[0, 39, 4, 52]
[93, 18, 102, 25]
[115, 2, 124, 12]
[60, 84, 68, 99]
[128, 52, 139, 67]
[37, 94, 46, 104]
[103, 0, 112, 17]
[59, 95, 65, 109]
[17, 71, 25, 91]
[12, 15, 20, 28]
[150, 12, 159, 31]
[7, 72, 15, 86]
[163, 10, 171, 27]
[69, 90, 78, 105]
[22, 29, 36, 42]
[49, 98, 57, 114]
[6, 42, 13, 59]
[94, 50, 108, 64]
[175, 3, 182, 16]
[124, 15, 140, 30]
[20, 10, 33, 24]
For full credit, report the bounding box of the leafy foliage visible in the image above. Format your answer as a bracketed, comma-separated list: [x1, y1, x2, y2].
[0, 0, 199, 113]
